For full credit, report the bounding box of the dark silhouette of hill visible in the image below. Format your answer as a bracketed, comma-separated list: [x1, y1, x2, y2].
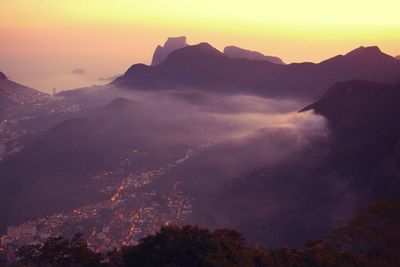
[0, 71, 42, 95]
[224, 45, 285, 64]
[0, 71, 47, 113]
[0, 71, 44, 97]
[0, 97, 192, 232]
[113, 44, 400, 100]
[151, 36, 188, 66]
[0, 116, 129, 231]
[396, 55, 400, 60]
[302, 80, 400, 130]
[0, 71, 7, 80]
[302, 80, 400, 195]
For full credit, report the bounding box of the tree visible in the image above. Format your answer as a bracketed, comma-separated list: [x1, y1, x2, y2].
[16, 233, 105, 267]
[119, 225, 263, 267]
[331, 198, 400, 266]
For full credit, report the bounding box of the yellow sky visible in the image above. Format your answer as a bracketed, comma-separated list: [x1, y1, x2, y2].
[1, 0, 400, 92]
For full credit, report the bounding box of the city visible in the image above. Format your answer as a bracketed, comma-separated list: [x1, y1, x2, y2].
[0, 147, 200, 253]
[0, 87, 81, 161]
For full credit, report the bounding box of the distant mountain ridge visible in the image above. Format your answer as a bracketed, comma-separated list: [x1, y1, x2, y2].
[223, 45, 285, 64]
[396, 55, 400, 60]
[151, 36, 188, 66]
[114, 43, 400, 100]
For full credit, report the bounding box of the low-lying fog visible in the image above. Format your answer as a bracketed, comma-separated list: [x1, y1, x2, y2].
[78, 86, 326, 146]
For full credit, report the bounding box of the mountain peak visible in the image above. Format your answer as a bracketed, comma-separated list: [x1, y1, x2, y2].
[0, 71, 7, 80]
[191, 42, 222, 54]
[163, 42, 224, 63]
[151, 36, 188, 65]
[164, 36, 187, 48]
[345, 46, 383, 57]
[223, 45, 285, 64]
[321, 45, 394, 65]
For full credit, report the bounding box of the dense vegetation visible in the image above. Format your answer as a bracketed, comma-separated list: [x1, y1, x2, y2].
[2, 199, 399, 267]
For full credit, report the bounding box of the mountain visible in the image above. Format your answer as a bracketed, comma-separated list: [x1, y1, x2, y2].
[223, 45, 285, 64]
[0, 71, 48, 113]
[151, 36, 188, 66]
[0, 71, 45, 96]
[114, 44, 400, 100]
[302, 80, 400, 131]
[0, 116, 126, 231]
[0, 71, 7, 80]
[114, 42, 288, 95]
[0, 97, 193, 232]
[396, 55, 400, 60]
[302, 80, 400, 194]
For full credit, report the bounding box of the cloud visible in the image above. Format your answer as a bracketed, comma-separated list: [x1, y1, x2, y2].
[72, 68, 86, 75]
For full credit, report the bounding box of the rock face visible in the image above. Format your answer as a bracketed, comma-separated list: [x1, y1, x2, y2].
[223, 45, 285, 64]
[151, 36, 188, 66]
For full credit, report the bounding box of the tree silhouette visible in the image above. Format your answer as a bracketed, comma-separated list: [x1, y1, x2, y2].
[16, 233, 105, 267]
[13, 199, 400, 267]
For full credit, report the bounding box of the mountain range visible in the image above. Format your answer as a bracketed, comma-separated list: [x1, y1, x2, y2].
[113, 43, 400, 100]
[150, 37, 284, 67]
[223, 45, 285, 64]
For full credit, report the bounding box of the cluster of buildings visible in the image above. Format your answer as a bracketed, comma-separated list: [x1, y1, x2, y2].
[1, 223, 38, 249]
[0, 87, 48, 110]
[0, 90, 81, 161]
[0, 118, 30, 160]
[0, 150, 194, 253]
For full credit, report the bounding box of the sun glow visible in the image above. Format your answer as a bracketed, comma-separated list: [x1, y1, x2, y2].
[1, 0, 400, 91]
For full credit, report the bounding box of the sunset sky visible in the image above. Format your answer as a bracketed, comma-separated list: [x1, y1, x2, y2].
[1, 0, 400, 92]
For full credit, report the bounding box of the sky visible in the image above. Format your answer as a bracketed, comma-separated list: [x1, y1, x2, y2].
[1, 0, 400, 92]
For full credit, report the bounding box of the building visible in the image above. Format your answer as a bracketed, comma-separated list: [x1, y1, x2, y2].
[6, 226, 21, 238]
[22, 224, 37, 236]
[0, 145, 6, 160]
